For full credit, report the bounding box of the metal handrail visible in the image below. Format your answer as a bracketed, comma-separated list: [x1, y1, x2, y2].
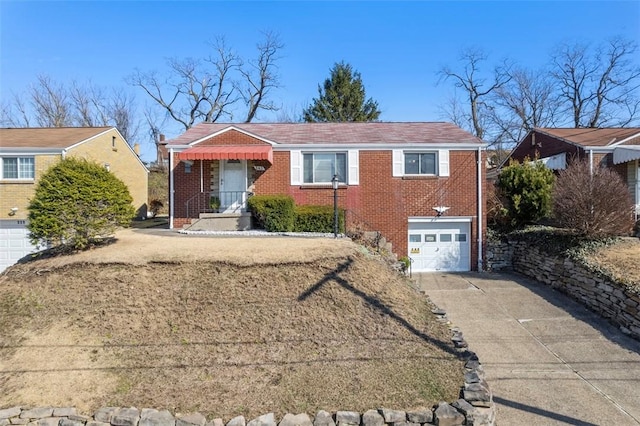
[185, 191, 252, 218]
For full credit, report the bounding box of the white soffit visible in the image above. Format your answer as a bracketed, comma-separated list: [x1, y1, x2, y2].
[613, 146, 640, 164]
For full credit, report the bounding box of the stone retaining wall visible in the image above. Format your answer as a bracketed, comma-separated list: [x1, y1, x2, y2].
[485, 238, 640, 340]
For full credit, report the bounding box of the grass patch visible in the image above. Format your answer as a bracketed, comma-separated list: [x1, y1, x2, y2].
[0, 251, 463, 418]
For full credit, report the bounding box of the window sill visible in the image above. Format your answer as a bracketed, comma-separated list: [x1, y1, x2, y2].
[299, 184, 347, 189]
[401, 175, 439, 180]
[0, 179, 35, 184]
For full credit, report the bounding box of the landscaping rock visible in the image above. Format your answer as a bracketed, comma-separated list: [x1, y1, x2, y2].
[226, 416, 245, 426]
[36, 418, 61, 426]
[334, 412, 359, 426]
[21, 409, 53, 420]
[278, 414, 312, 426]
[312, 411, 334, 426]
[209, 419, 224, 426]
[1, 408, 22, 420]
[94, 409, 119, 424]
[176, 414, 205, 426]
[463, 383, 492, 405]
[68, 416, 90, 423]
[433, 403, 464, 426]
[361, 411, 383, 426]
[111, 408, 140, 426]
[53, 410, 76, 418]
[406, 410, 433, 424]
[87, 422, 110, 426]
[10, 419, 28, 425]
[140, 410, 175, 426]
[247, 413, 275, 426]
[379, 409, 405, 424]
[60, 419, 84, 426]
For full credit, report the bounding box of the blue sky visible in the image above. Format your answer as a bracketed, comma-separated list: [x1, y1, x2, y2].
[1, 1, 639, 161]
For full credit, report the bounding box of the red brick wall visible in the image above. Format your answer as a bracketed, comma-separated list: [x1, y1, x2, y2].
[171, 154, 212, 219]
[199, 129, 268, 146]
[253, 150, 484, 268]
[172, 148, 485, 270]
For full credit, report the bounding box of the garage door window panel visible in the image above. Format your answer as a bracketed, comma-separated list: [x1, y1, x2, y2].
[440, 233, 452, 242]
[455, 234, 467, 242]
[2, 157, 34, 180]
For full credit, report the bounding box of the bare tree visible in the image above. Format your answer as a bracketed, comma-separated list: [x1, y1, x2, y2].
[491, 67, 559, 143]
[551, 37, 640, 127]
[31, 75, 74, 127]
[238, 31, 283, 122]
[438, 48, 512, 139]
[1, 75, 140, 144]
[128, 33, 283, 130]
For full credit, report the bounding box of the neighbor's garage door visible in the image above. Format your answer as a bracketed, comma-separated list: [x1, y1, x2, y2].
[0, 220, 37, 273]
[408, 220, 471, 272]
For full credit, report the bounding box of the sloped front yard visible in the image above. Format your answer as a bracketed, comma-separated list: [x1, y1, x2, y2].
[0, 230, 464, 418]
[585, 237, 640, 289]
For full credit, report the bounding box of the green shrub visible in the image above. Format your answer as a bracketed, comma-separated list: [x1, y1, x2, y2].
[28, 157, 135, 250]
[248, 195, 295, 232]
[497, 159, 555, 230]
[294, 205, 345, 233]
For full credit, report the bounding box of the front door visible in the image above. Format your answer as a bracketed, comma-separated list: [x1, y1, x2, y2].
[220, 160, 247, 213]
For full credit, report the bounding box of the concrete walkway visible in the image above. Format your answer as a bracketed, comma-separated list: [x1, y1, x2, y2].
[414, 272, 640, 426]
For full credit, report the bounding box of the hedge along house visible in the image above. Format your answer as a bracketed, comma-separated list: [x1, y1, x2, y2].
[507, 128, 640, 220]
[166, 122, 487, 272]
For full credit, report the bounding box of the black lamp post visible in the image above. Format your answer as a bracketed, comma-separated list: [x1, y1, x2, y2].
[331, 174, 339, 238]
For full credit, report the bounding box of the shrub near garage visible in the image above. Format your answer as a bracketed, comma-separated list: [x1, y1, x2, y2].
[28, 157, 135, 250]
[496, 158, 555, 230]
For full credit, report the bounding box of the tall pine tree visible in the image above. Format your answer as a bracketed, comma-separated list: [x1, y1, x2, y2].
[303, 62, 381, 122]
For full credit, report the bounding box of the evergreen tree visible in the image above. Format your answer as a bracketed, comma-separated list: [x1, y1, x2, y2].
[28, 157, 135, 250]
[303, 62, 381, 122]
[496, 159, 555, 229]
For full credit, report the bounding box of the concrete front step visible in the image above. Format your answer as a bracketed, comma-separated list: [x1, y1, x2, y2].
[184, 213, 252, 231]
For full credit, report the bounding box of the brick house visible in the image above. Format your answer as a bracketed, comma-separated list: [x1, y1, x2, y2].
[0, 127, 149, 271]
[166, 122, 487, 272]
[507, 128, 640, 218]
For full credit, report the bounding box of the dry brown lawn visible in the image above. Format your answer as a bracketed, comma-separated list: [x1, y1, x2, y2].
[584, 237, 640, 288]
[0, 229, 463, 418]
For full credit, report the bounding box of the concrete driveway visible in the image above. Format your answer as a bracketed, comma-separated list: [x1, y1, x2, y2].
[414, 272, 640, 426]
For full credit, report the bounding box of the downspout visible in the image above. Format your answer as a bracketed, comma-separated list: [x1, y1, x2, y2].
[477, 145, 483, 272]
[200, 160, 204, 193]
[169, 148, 174, 229]
[589, 149, 594, 175]
[62, 149, 67, 159]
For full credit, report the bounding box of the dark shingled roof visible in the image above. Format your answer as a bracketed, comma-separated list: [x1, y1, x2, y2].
[0, 127, 113, 149]
[166, 122, 484, 146]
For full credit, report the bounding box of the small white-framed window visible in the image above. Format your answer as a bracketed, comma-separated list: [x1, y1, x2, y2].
[303, 152, 347, 184]
[393, 149, 449, 177]
[404, 152, 437, 175]
[1, 157, 35, 180]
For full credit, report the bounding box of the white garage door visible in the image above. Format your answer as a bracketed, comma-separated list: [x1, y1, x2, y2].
[408, 220, 471, 272]
[0, 220, 38, 273]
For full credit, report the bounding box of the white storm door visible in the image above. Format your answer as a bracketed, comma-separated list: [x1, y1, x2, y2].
[220, 160, 247, 213]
